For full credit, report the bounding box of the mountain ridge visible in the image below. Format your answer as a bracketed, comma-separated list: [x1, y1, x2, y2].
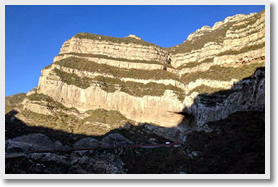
[6, 9, 265, 132]
[5, 10, 266, 174]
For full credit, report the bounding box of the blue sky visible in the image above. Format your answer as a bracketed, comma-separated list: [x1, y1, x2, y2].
[5, 5, 265, 96]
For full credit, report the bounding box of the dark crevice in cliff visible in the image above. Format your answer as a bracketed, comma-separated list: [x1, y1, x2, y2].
[178, 67, 265, 128]
[5, 65, 265, 174]
[5, 8, 266, 174]
[5, 109, 265, 174]
[5, 67, 265, 174]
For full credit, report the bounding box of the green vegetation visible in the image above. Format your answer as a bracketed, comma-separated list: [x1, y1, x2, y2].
[53, 68, 92, 89]
[55, 57, 179, 81]
[93, 76, 121, 93]
[84, 109, 127, 126]
[5, 106, 13, 114]
[20, 109, 80, 133]
[181, 62, 264, 84]
[123, 81, 184, 100]
[93, 76, 184, 100]
[5, 93, 26, 114]
[53, 68, 184, 101]
[20, 108, 133, 136]
[53, 58, 264, 101]
[5, 93, 26, 104]
[231, 10, 263, 31]
[166, 10, 264, 55]
[176, 58, 214, 70]
[27, 93, 78, 113]
[7, 111, 265, 174]
[74, 32, 158, 47]
[21, 110, 57, 126]
[75, 109, 132, 136]
[216, 43, 265, 56]
[166, 22, 234, 54]
[28, 93, 57, 103]
[187, 85, 227, 96]
[58, 52, 172, 67]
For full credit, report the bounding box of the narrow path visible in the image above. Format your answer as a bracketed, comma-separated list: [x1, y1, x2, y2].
[5, 142, 181, 158]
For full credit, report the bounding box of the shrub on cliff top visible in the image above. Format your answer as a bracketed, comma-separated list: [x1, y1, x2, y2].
[74, 32, 158, 47]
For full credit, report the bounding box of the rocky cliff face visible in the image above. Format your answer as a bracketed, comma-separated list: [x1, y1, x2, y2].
[169, 10, 265, 68]
[189, 67, 265, 127]
[8, 10, 265, 134]
[5, 10, 266, 175]
[59, 33, 170, 63]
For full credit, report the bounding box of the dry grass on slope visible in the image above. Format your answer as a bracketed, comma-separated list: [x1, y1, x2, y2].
[74, 32, 158, 47]
[53, 68, 185, 102]
[181, 62, 265, 84]
[55, 57, 179, 81]
[76, 109, 130, 136]
[5, 93, 26, 114]
[57, 52, 174, 67]
[166, 22, 234, 54]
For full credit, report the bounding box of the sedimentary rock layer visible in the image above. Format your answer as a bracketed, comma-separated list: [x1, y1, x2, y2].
[20, 10, 265, 128]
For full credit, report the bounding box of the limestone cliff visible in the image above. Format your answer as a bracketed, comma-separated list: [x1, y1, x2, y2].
[189, 67, 265, 127]
[8, 10, 265, 134]
[59, 33, 170, 64]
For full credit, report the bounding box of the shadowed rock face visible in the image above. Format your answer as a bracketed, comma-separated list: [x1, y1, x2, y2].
[6, 133, 64, 152]
[5, 10, 266, 175]
[6, 10, 265, 135]
[189, 67, 265, 127]
[5, 109, 265, 174]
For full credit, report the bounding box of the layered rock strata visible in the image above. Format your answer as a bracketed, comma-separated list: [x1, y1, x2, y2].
[189, 67, 265, 127]
[17, 10, 265, 130]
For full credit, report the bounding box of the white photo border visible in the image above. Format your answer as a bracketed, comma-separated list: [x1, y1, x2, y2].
[1, 0, 270, 180]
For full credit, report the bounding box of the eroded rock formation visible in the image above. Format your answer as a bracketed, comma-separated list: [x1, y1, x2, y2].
[7, 10, 265, 134]
[5, 10, 266, 175]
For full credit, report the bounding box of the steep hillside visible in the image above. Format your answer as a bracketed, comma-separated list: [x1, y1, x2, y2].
[5, 10, 266, 174]
[6, 10, 265, 135]
[5, 102, 265, 174]
[5, 93, 26, 114]
[168, 10, 265, 67]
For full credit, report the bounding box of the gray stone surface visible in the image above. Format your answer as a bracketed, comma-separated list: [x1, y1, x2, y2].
[6, 133, 64, 151]
[101, 133, 134, 146]
[190, 68, 265, 127]
[70, 152, 126, 174]
[73, 137, 100, 148]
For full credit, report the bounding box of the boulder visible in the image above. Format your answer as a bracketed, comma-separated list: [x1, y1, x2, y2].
[6, 133, 64, 152]
[70, 152, 126, 174]
[73, 137, 100, 148]
[101, 133, 134, 146]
